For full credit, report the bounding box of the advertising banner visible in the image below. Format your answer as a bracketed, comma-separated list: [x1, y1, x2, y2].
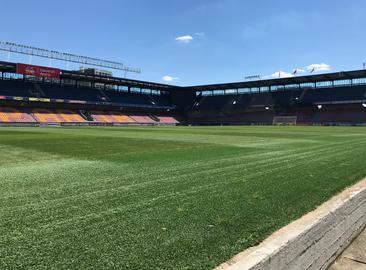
[17, 63, 60, 79]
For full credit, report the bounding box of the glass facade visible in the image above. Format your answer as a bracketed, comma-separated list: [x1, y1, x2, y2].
[352, 78, 366, 85]
[196, 77, 366, 96]
[118, 85, 129, 92]
[238, 88, 250, 94]
[260, 86, 270, 92]
[333, 79, 351, 86]
[0, 72, 165, 96]
[224, 89, 237, 95]
[271, 85, 285, 91]
[316, 81, 333, 88]
[213, 90, 225, 95]
[130, 87, 141, 93]
[285, 84, 299, 90]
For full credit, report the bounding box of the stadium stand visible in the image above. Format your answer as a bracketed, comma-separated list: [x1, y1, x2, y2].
[157, 116, 180, 124]
[56, 109, 86, 123]
[130, 115, 156, 124]
[104, 90, 153, 106]
[41, 84, 103, 102]
[91, 111, 135, 123]
[1, 60, 366, 126]
[31, 108, 85, 123]
[0, 79, 35, 97]
[0, 107, 35, 122]
[32, 108, 65, 123]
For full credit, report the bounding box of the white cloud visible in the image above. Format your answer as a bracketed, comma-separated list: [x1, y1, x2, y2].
[175, 35, 193, 43]
[162, 76, 179, 82]
[270, 71, 294, 78]
[294, 68, 306, 73]
[306, 63, 331, 72]
[261, 63, 331, 80]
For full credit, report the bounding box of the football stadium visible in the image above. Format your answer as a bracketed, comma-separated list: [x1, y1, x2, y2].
[1, 2, 366, 270]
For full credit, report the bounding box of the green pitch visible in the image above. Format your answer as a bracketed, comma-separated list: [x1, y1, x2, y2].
[1, 126, 366, 270]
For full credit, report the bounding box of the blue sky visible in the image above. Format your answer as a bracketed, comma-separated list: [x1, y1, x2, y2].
[1, 0, 365, 86]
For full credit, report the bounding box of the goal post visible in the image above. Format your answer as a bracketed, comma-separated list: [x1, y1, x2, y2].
[273, 116, 297, 126]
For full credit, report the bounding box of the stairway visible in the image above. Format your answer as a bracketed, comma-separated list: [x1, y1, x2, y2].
[31, 82, 46, 97]
[79, 110, 94, 121]
[149, 114, 160, 122]
[98, 89, 111, 102]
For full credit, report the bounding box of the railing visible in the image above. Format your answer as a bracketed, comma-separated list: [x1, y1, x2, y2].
[0, 95, 176, 110]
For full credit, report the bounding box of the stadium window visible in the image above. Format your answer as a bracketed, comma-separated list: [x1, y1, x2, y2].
[270, 85, 278, 91]
[238, 88, 250, 94]
[352, 78, 366, 85]
[118, 85, 129, 92]
[213, 90, 225, 95]
[25, 75, 42, 82]
[224, 89, 237, 95]
[300, 82, 315, 89]
[260, 86, 270, 92]
[130, 87, 141, 93]
[141, 88, 152, 95]
[62, 79, 76, 85]
[151, 89, 159, 95]
[196, 91, 201, 96]
[285, 84, 299, 90]
[202, 90, 213, 96]
[51, 78, 60, 84]
[333, 80, 351, 87]
[106, 84, 117, 90]
[316, 81, 333, 88]
[94, 83, 105, 89]
[271, 85, 284, 91]
[77, 81, 91, 88]
[251, 87, 260, 93]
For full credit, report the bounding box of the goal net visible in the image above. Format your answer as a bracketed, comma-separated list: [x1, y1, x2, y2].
[273, 116, 297, 126]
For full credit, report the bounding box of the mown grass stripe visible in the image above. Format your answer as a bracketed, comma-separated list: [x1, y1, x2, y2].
[1, 126, 366, 270]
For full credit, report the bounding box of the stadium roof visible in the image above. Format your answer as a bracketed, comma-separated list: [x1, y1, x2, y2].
[0, 61, 174, 90]
[188, 69, 366, 91]
[1, 60, 366, 91]
[61, 70, 174, 90]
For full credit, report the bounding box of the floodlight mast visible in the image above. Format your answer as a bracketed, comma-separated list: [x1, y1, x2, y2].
[0, 41, 141, 76]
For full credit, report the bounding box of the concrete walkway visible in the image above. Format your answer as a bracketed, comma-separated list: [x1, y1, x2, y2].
[329, 227, 366, 270]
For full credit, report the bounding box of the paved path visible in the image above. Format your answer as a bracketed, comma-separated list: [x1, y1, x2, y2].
[329, 227, 366, 270]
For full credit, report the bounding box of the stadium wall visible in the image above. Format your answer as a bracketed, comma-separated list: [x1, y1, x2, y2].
[215, 179, 366, 270]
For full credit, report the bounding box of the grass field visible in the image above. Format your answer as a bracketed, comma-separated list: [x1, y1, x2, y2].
[1, 126, 366, 270]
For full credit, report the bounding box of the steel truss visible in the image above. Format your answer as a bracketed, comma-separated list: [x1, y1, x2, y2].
[0, 41, 141, 74]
